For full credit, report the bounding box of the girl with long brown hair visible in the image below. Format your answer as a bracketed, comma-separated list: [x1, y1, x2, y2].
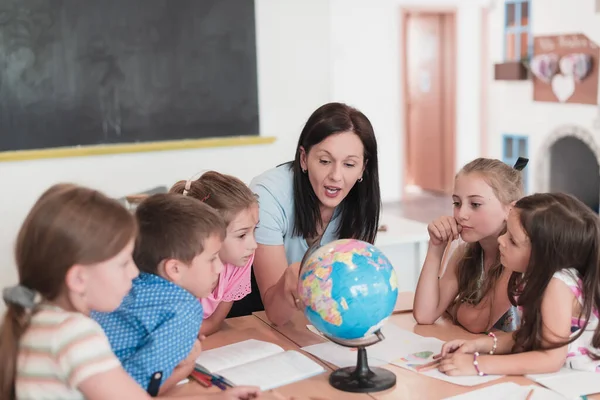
[437, 193, 600, 375]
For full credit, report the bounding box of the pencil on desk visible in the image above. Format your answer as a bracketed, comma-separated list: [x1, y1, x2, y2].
[415, 359, 441, 372]
[524, 388, 534, 400]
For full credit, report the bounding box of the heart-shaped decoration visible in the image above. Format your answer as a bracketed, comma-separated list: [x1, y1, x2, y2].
[559, 53, 593, 82]
[530, 53, 559, 83]
[551, 74, 575, 102]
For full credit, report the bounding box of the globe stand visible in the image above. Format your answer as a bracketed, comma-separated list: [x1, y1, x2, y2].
[323, 330, 396, 393]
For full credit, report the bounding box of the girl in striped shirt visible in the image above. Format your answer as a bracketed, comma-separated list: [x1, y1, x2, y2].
[0, 184, 259, 400]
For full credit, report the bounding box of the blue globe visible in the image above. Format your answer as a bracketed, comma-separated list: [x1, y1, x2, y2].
[297, 239, 398, 341]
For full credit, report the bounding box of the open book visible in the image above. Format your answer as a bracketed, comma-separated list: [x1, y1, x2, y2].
[195, 339, 326, 391]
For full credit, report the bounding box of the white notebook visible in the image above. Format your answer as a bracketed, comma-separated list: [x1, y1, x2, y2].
[195, 339, 326, 391]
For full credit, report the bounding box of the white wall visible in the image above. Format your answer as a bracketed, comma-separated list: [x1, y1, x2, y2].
[329, 0, 488, 183]
[486, 0, 600, 193]
[0, 0, 487, 299]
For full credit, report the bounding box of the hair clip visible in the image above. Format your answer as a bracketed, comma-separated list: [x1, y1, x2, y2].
[3, 285, 38, 309]
[513, 157, 529, 171]
[201, 194, 210, 202]
[183, 179, 192, 196]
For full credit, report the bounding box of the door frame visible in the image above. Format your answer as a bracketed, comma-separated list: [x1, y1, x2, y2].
[401, 8, 457, 195]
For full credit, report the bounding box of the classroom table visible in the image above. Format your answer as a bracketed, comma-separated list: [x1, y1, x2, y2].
[165, 314, 372, 399]
[253, 292, 600, 400]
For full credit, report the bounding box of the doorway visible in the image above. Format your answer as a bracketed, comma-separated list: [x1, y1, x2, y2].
[402, 11, 456, 194]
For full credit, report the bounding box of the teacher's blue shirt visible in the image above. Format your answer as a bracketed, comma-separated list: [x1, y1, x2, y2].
[249, 164, 341, 264]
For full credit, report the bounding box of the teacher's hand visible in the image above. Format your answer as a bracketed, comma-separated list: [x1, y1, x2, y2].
[283, 262, 303, 310]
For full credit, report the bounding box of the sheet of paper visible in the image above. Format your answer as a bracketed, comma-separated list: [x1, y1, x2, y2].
[302, 323, 504, 387]
[302, 341, 389, 368]
[528, 368, 600, 398]
[443, 383, 567, 400]
[391, 357, 503, 387]
[195, 339, 283, 373]
[302, 323, 427, 368]
[219, 350, 326, 391]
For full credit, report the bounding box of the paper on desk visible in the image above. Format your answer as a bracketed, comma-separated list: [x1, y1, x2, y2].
[527, 368, 600, 399]
[388, 337, 503, 387]
[302, 323, 428, 367]
[302, 323, 503, 387]
[442, 383, 567, 400]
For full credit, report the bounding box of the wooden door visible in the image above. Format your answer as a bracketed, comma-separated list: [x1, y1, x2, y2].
[404, 12, 456, 193]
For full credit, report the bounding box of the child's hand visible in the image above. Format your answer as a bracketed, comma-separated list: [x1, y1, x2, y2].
[189, 338, 203, 360]
[437, 352, 478, 376]
[427, 216, 462, 247]
[211, 386, 261, 399]
[435, 339, 478, 358]
[284, 262, 302, 310]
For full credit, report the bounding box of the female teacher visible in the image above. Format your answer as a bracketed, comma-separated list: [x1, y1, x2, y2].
[249, 102, 382, 325]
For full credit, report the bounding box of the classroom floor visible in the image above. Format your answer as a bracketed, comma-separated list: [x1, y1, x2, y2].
[384, 191, 451, 223]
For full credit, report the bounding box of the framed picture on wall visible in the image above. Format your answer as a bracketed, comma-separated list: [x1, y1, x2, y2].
[597, 0, 600, 13]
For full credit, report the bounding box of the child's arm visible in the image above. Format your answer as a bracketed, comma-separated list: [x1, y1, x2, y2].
[439, 277, 574, 376]
[414, 241, 462, 324]
[200, 301, 234, 336]
[158, 338, 203, 395]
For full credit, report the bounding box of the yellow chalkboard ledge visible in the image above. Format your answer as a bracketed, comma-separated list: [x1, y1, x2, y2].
[0, 136, 277, 163]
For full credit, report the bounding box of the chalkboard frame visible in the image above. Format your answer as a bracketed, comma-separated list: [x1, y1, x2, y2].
[0, 136, 276, 163]
[0, 0, 264, 162]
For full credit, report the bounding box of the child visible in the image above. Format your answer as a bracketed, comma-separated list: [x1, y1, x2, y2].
[414, 158, 527, 333]
[170, 171, 258, 335]
[92, 193, 257, 397]
[0, 184, 259, 400]
[437, 193, 600, 376]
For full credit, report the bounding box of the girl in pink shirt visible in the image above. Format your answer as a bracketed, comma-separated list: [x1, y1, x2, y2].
[171, 171, 258, 335]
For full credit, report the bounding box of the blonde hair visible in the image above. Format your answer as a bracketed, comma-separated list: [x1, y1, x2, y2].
[455, 158, 525, 309]
[170, 171, 257, 225]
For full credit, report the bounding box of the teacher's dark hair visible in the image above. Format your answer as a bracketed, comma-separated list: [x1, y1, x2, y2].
[291, 102, 381, 244]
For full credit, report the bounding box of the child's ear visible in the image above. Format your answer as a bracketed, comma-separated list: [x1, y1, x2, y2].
[65, 264, 88, 295]
[162, 259, 184, 283]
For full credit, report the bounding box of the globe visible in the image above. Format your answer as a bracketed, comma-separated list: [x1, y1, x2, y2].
[297, 238, 399, 341]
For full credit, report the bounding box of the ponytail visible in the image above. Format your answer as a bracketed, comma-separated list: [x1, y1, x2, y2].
[0, 304, 32, 400]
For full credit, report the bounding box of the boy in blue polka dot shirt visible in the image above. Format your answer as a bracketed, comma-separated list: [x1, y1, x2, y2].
[93, 193, 226, 396]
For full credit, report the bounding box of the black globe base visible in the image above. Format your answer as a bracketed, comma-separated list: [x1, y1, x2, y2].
[328, 347, 396, 393]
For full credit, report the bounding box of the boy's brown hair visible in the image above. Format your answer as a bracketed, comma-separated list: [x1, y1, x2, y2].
[133, 193, 226, 274]
[170, 171, 257, 225]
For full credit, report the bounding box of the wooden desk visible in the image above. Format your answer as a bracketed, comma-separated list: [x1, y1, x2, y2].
[167, 315, 372, 399]
[254, 301, 600, 399]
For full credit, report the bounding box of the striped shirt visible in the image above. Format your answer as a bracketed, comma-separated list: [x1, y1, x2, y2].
[16, 305, 120, 399]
